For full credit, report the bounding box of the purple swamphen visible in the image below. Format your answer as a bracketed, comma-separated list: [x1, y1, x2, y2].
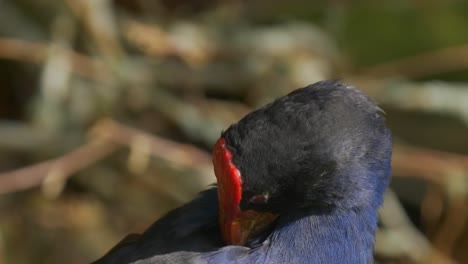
[93, 80, 392, 263]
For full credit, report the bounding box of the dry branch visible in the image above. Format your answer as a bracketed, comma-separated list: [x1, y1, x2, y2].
[92, 119, 212, 169]
[0, 139, 119, 195]
[392, 144, 468, 185]
[376, 190, 455, 264]
[0, 37, 108, 81]
[0, 119, 213, 195]
[359, 44, 468, 79]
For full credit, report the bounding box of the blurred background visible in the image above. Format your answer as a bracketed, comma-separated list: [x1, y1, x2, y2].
[0, 0, 467, 263]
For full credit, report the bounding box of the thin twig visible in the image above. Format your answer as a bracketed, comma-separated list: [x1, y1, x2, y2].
[0, 119, 214, 195]
[359, 44, 468, 79]
[420, 183, 444, 238]
[0, 37, 108, 81]
[351, 78, 468, 127]
[392, 144, 468, 185]
[66, 0, 124, 60]
[0, 139, 119, 195]
[376, 190, 455, 264]
[432, 195, 468, 258]
[92, 119, 213, 170]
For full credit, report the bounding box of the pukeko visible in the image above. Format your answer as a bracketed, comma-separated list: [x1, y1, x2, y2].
[93, 80, 392, 263]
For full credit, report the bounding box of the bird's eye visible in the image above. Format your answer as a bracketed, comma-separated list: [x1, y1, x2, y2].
[249, 194, 269, 205]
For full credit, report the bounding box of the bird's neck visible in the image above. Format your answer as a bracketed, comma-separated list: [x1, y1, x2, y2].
[263, 207, 378, 263]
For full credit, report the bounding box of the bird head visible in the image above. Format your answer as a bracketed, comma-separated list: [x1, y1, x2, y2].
[213, 80, 392, 246]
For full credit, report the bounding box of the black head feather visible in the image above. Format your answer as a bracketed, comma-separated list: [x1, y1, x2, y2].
[223, 80, 392, 214]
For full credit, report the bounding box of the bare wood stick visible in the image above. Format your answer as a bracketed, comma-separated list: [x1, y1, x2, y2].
[0, 139, 119, 194]
[0, 119, 213, 195]
[66, 0, 124, 60]
[92, 119, 212, 170]
[0, 37, 108, 81]
[392, 144, 468, 185]
[432, 196, 468, 258]
[359, 44, 468, 79]
[354, 79, 468, 129]
[377, 190, 455, 264]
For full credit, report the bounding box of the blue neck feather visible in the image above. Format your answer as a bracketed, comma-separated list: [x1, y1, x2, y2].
[249, 206, 378, 264]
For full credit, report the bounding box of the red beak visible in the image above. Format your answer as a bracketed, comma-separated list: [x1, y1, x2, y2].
[213, 138, 277, 245]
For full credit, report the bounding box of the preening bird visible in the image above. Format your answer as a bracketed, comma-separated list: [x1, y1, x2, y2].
[93, 80, 392, 264]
